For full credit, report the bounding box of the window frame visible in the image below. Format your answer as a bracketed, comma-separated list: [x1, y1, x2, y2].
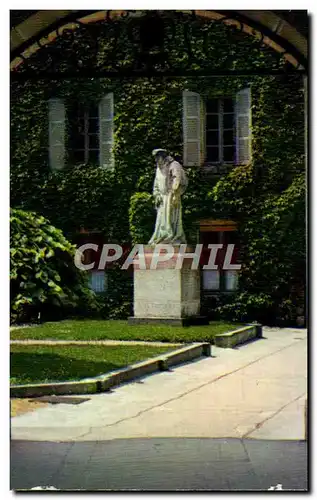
[69, 102, 100, 165]
[201, 229, 240, 294]
[204, 96, 236, 167]
[88, 270, 107, 294]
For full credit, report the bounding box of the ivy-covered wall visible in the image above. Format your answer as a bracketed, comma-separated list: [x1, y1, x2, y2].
[10, 15, 306, 325]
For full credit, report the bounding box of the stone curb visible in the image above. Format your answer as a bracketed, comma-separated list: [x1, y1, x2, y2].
[10, 340, 182, 347]
[10, 342, 211, 398]
[213, 324, 262, 348]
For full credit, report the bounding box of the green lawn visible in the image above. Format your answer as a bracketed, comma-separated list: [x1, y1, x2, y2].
[10, 319, 241, 343]
[10, 344, 175, 385]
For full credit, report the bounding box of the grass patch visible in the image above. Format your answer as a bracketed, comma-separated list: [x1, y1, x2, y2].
[10, 319, 241, 343]
[10, 344, 175, 385]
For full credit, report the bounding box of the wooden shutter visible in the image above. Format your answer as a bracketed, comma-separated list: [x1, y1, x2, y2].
[99, 93, 114, 169]
[183, 91, 201, 167]
[48, 98, 65, 170]
[200, 98, 206, 166]
[235, 87, 252, 165]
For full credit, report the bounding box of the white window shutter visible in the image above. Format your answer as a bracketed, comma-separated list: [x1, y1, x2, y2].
[48, 98, 65, 170]
[183, 91, 201, 167]
[200, 98, 206, 166]
[235, 87, 252, 165]
[99, 93, 114, 169]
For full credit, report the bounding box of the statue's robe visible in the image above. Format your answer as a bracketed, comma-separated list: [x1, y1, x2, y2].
[148, 156, 188, 245]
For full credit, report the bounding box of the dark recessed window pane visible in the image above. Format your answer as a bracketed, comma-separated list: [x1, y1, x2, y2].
[223, 130, 234, 145]
[206, 114, 218, 129]
[68, 104, 77, 122]
[223, 146, 235, 162]
[89, 104, 99, 117]
[88, 119, 99, 133]
[206, 147, 219, 162]
[70, 133, 85, 150]
[89, 149, 99, 163]
[89, 134, 99, 149]
[224, 113, 234, 128]
[206, 99, 218, 113]
[206, 130, 219, 146]
[200, 231, 220, 245]
[77, 118, 85, 134]
[77, 103, 85, 115]
[223, 98, 234, 112]
[73, 150, 85, 163]
[226, 230, 239, 245]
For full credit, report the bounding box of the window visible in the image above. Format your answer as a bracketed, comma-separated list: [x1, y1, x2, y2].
[203, 270, 220, 290]
[48, 93, 114, 170]
[200, 229, 240, 292]
[205, 98, 235, 164]
[89, 270, 107, 293]
[69, 103, 100, 164]
[225, 270, 239, 291]
[182, 88, 251, 168]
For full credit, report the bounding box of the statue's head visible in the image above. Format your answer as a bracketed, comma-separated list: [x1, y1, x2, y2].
[152, 148, 168, 167]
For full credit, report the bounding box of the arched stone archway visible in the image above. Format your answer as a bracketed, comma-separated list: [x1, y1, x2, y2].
[10, 10, 308, 72]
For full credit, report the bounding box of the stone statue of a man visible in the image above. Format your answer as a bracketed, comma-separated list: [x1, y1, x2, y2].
[148, 149, 188, 245]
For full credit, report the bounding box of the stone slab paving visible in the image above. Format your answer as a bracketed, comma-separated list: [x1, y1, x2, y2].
[10, 438, 308, 491]
[11, 327, 307, 443]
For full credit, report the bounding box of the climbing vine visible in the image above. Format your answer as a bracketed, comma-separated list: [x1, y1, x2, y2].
[10, 15, 305, 325]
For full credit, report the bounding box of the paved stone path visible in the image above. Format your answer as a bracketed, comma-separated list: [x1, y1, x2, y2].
[10, 327, 308, 491]
[11, 327, 307, 443]
[11, 438, 308, 491]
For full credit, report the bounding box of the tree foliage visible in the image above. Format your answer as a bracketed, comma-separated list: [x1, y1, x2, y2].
[10, 209, 97, 323]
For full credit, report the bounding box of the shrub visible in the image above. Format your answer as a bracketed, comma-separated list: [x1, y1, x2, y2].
[10, 208, 97, 323]
[129, 192, 155, 244]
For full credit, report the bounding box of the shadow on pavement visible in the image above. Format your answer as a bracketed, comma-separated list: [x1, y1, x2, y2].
[11, 437, 308, 491]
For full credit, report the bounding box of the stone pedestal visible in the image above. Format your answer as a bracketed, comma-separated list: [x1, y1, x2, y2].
[128, 246, 208, 326]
